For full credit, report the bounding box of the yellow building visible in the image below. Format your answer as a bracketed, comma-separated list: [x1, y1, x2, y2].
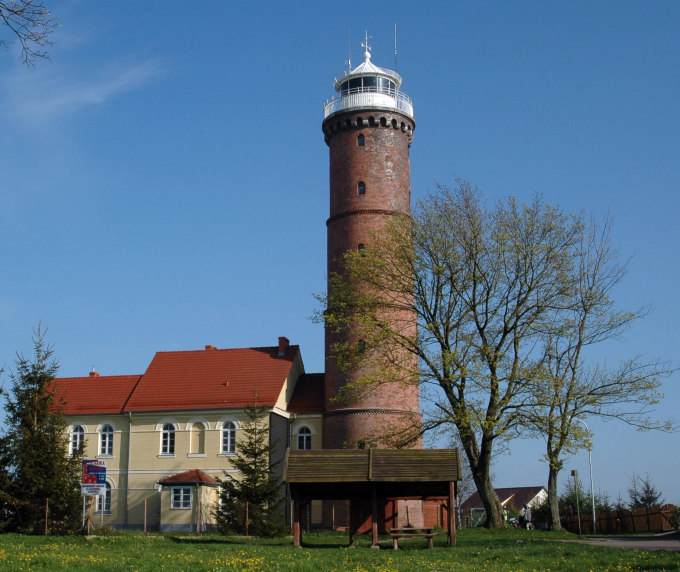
[52, 337, 323, 531]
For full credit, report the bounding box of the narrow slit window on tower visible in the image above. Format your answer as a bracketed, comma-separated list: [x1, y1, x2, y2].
[358, 181, 366, 195]
[357, 339, 366, 354]
[357, 133, 365, 146]
[358, 243, 365, 256]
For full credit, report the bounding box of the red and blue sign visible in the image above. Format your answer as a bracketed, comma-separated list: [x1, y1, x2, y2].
[81, 460, 107, 495]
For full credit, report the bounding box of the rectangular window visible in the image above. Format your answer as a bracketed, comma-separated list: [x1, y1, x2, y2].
[171, 487, 192, 510]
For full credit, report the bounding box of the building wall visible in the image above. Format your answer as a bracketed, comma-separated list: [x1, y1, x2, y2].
[66, 408, 282, 530]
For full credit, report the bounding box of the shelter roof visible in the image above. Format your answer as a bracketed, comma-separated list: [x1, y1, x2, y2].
[157, 469, 218, 487]
[284, 449, 461, 483]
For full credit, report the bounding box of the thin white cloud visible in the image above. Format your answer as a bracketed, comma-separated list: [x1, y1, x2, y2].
[1, 59, 166, 124]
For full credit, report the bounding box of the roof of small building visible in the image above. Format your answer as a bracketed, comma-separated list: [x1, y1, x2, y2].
[284, 449, 461, 483]
[288, 373, 325, 414]
[52, 341, 301, 415]
[461, 486, 547, 511]
[157, 469, 218, 486]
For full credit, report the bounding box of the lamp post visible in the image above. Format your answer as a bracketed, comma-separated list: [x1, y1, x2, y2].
[570, 469, 582, 536]
[577, 419, 596, 534]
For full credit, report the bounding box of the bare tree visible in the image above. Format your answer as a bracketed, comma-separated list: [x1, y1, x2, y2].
[320, 181, 585, 527]
[1, 1, 57, 67]
[521, 218, 672, 530]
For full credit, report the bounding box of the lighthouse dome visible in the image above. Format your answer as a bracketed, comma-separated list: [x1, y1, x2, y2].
[324, 49, 413, 121]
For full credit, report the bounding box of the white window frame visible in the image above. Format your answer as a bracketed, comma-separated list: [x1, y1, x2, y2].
[161, 423, 175, 455]
[297, 426, 312, 450]
[70, 425, 85, 456]
[221, 421, 236, 455]
[96, 482, 112, 513]
[99, 424, 114, 456]
[171, 486, 192, 510]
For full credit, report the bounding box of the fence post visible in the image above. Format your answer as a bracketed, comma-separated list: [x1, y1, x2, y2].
[44, 498, 49, 535]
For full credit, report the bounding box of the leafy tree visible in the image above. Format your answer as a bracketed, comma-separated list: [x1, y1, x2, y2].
[628, 473, 663, 509]
[214, 402, 285, 537]
[321, 181, 588, 527]
[0, 327, 82, 532]
[1, 0, 57, 67]
[519, 217, 671, 530]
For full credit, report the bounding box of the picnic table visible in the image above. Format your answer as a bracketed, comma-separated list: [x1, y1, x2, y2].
[389, 526, 439, 550]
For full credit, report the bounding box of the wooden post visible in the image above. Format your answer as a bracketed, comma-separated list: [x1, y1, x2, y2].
[448, 481, 457, 546]
[293, 494, 301, 548]
[44, 498, 49, 535]
[143, 498, 147, 535]
[371, 486, 379, 548]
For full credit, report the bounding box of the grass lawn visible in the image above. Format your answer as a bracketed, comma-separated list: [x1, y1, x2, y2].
[0, 528, 678, 571]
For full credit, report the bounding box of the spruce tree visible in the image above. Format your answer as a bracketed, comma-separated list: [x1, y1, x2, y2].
[214, 402, 285, 537]
[0, 328, 82, 532]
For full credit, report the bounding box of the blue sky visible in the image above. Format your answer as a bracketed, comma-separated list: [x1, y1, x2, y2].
[1, 1, 678, 504]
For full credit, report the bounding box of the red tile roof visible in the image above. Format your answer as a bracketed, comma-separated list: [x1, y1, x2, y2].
[157, 469, 218, 486]
[125, 345, 299, 412]
[51, 375, 142, 415]
[288, 373, 325, 413]
[52, 343, 301, 415]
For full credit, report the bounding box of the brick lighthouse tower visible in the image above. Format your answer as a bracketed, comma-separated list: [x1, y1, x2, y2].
[322, 39, 420, 449]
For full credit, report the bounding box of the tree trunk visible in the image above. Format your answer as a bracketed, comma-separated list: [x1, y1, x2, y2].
[547, 465, 562, 530]
[474, 472, 503, 528]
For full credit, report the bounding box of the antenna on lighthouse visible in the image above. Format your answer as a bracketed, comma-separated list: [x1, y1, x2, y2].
[394, 23, 399, 72]
[346, 28, 352, 72]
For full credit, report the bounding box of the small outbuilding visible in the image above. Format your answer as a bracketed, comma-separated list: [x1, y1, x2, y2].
[157, 469, 219, 532]
[284, 448, 461, 548]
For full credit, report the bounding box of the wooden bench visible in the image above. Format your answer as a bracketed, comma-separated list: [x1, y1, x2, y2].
[389, 527, 438, 550]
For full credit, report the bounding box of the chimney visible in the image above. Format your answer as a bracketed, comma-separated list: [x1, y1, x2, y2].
[277, 336, 290, 357]
[89, 369, 100, 377]
[205, 345, 217, 351]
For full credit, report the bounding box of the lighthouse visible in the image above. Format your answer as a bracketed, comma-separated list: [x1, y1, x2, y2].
[322, 39, 420, 449]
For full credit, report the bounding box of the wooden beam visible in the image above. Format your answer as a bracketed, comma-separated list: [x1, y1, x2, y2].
[371, 485, 379, 548]
[448, 481, 456, 546]
[293, 495, 301, 548]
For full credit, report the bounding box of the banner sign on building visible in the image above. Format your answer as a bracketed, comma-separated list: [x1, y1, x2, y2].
[81, 460, 107, 496]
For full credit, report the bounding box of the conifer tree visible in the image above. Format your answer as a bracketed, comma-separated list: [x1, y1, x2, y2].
[214, 402, 285, 537]
[0, 327, 82, 532]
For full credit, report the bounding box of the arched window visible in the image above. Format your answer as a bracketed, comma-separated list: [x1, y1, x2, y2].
[358, 243, 365, 256]
[358, 181, 366, 195]
[99, 425, 113, 456]
[161, 424, 175, 455]
[71, 425, 84, 456]
[357, 133, 365, 146]
[222, 422, 236, 454]
[191, 422, 205, 454]
[97, 482, 111, 513]
[297, 427, 312, 450]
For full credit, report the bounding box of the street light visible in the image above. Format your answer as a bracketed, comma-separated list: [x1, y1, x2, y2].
[570, 469, 582, 536]
[577, 419, 596, 534]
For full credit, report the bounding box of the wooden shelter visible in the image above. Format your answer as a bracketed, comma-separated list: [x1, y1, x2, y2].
[283, 449, 461, 548]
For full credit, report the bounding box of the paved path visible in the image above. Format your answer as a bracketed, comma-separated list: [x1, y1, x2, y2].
[561, 532, 680, 552]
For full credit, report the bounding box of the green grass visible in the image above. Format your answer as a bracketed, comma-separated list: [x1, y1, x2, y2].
[0, 528, 678, 571]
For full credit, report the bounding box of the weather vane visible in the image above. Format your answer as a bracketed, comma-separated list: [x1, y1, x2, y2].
[361, 30, 372, 57]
